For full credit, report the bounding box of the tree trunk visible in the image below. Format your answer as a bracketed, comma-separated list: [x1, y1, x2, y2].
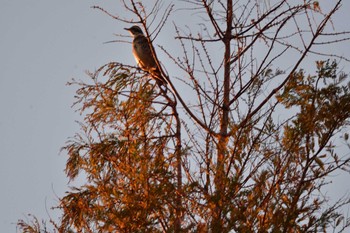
[212, 0, 233, 232]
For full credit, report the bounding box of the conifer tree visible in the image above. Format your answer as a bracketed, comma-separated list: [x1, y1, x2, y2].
[18, 1, 350, 232]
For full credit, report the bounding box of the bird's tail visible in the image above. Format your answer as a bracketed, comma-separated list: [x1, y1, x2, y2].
[150, 67, 167, 86]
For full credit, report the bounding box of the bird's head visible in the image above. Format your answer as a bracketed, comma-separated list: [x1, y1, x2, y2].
[124, 25, 144, 37]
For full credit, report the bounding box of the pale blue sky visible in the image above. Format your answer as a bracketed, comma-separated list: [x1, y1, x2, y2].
[1, 1, 350, 232]
[0, 1, 127, 231]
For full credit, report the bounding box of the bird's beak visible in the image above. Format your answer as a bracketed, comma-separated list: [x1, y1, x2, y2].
[124, 27, 130, 31]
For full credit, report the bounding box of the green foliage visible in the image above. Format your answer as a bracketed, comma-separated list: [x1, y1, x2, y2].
[278, 60, 350, 166]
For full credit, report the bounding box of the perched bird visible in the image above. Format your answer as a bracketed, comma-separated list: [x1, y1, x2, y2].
[124, 25, 166, 85]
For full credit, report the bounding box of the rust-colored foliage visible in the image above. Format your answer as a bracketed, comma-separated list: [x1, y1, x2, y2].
[18, 1, 350, 232]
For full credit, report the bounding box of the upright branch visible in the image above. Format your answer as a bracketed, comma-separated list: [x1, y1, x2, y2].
[212, 0, 233, 231]
[126, 1, 185, 230]
[16, 1, 350, 233]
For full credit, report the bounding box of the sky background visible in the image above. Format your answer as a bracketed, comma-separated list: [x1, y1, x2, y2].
[1, 1, 350, 232]
[1, 1, 125, 231]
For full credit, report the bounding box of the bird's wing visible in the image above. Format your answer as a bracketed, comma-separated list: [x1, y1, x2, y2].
[133, 35, 157, 70]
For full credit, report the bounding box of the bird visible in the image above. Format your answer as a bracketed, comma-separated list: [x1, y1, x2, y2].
[124, 25, 166, 86]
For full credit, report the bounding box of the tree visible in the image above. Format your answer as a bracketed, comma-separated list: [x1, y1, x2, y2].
[18, 0, 350, 232]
